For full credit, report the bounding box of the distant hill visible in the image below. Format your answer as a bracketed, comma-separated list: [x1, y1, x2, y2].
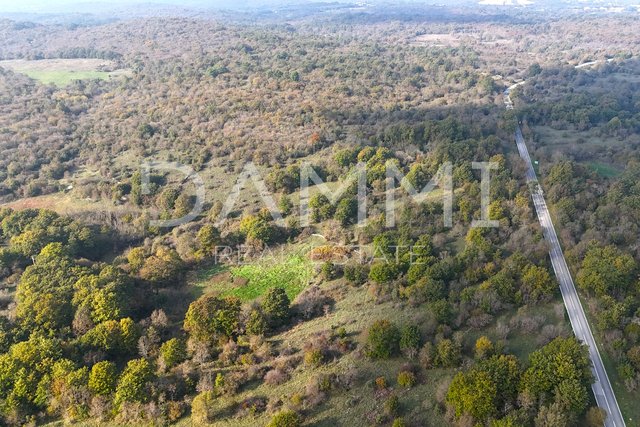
[479, 0, 533, 5]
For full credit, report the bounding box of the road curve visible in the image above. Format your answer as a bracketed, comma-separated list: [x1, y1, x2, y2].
[505, 88, 626, 427]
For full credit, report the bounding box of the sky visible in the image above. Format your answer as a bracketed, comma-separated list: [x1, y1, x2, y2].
[0, 0, 339, 14]
[0, 0, 252, 14]
[0, 0, 637, 15]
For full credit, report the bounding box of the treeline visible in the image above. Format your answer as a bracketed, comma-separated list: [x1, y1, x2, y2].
[540, 160, 640, 393]
[446, 337, 602, 426]
[516, 61, 640, 136]
[5, 48, 123, 62]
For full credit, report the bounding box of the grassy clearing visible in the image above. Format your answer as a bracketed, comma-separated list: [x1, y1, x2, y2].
[0, 58, 130, 86]
[532, 125, 627, 178]
[462, 300, 570, 359]
[17, 70, 114, 86]
[1, 192, 138, 216]
[533, 125, 623, 150]
[586, 161, 622, 178]
[228, 254, 314, 301]
[191, 239, 325, 302]
[185, 284, 568, 427]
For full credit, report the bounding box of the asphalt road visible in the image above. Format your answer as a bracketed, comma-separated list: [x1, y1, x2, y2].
[506, 89, 627, 427]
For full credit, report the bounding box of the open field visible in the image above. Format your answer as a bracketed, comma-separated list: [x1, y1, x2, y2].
[191, 238, 325, 302]
[411, 32, 513, 48]
[412, 33, 465, 47]
[191, 254, 314, 302]
[1, 192, 138, 216]
[228, 254, 314, 301]
[0, 58, 131, 86]
[532, 125, 628, 177]
[533, 125, 625, 150]
[586, 161, 621, 178]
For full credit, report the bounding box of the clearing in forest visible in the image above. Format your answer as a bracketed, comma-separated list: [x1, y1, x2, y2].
[0, 58, 131, 86]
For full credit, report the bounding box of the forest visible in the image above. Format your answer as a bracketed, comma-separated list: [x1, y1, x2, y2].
[0, 2, 639, 427]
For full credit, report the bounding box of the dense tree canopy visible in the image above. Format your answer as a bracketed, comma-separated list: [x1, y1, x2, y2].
[183, 294, 241, 344]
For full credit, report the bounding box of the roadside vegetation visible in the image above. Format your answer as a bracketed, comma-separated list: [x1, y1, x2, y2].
[515, 59, 640, 422]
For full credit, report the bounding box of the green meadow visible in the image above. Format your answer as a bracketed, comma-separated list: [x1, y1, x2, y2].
[0, 58, 130, 86]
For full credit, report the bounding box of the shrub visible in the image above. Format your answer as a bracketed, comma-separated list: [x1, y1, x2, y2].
[304, 348, 324, 367]
[166, 401, 186, 422]
[368, 262, 400, 285]
[334, 147, 358, 167]
[214, 373, 225, 393]
[278, 195, 293, 216]
[290, 393, 304, 409]
[264, 368, 288, 385]
[159, 338, 186, 370]
[334, 197, 357, 226]
[139, 247, 185, 286]
[429, 299, 452, 324]
[89, 395, 112, 420]
[434, 339, 462, 368]
[320, 261, 338, 280]
[304, 379, 327, 408]
[397, 370, 416, 388]
[81, 318, 140, 356]
[384, 394, 400, 417]
[474, 336, 494, 359]
[585, 407, 607, 427]
[197, 224, 221, 253]
[392, 418, 406, 427]
[266, 410, 302, 427]
[184, 294, 241, 343]
[292, 285, 331, 320]
[344, 264, 369, 285]
[418, 342, 435, 369]
[263, 287, 291, 328]
[375, 376, 387, 390]
[218, 371, 244, 396]
[239, 214, 275, 244]
[191, 391, 216, 424]
[316, 373, 333, 392]
[219, 340, 239, 366]
[399, 325, 421, 358]
[238, 396, 267, 417]
[240, 353, 256, 366]
[309, 194, 334, 222]
[366, 320, 400, 359]
[114, 359, 154, 407]
[245, 309, 267, 336]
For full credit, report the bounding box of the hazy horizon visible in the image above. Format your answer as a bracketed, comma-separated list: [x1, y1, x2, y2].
[1, 0, 361, 14]
[1, 0, 639, 16]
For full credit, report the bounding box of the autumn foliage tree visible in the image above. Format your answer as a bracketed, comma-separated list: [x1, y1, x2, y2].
[183, 294, 241, 344]
[114, 358, 154, 408]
